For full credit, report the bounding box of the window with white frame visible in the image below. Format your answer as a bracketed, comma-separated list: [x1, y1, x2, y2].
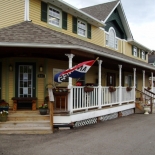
[77, 19, 87, 37]
[141, 50, 145, 60]
[133, 46, 137, 57]
[105, 27, 118, 50]
[48, 6, 61, 27]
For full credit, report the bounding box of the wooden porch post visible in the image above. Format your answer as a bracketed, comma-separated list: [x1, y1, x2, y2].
[142, 70, 145, 91]
[118, 65, 122, 105]
[133, 68, 136, 102]
[98, 60, 102, 109]
[151, 72, 153, 92]
[65, 54, 75, 114]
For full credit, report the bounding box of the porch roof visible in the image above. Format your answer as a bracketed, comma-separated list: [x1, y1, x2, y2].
[0, 21, 155, 74]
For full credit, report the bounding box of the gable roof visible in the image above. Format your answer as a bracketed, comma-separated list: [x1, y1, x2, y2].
[0, 21, 154, 72]
[81, 0, 133, 40]
[80, 0, 119, 21]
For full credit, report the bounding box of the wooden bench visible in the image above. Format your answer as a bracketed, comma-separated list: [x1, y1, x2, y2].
[12, 97, 37, 111]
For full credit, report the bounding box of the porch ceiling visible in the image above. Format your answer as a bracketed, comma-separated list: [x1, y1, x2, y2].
[0, 46, 153, 76]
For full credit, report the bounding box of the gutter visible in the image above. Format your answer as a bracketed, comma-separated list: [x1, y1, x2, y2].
[0, 42, 155, 71]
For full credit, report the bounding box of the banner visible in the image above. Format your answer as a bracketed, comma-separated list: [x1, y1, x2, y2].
[54, 59, 96, 83]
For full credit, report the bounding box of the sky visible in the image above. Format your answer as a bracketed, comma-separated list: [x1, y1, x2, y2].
[63, 0, 155, 50]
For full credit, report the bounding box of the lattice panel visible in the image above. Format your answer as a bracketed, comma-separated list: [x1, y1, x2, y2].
[74, 118, 97, 127]
[100, 113, 118, 121]
[122, 109, 134, 116]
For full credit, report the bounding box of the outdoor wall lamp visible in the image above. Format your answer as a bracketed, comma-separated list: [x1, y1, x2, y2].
[9, 64, 13, 71]
[39, 65, 43, 72]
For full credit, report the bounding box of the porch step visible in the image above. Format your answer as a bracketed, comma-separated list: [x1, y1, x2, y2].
[0, 110, 53, 134]
[135, 102, 144, 114]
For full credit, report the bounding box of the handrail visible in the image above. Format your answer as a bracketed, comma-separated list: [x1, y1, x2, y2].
[144, 88, 155, 95]
[135, 88, 154, 114]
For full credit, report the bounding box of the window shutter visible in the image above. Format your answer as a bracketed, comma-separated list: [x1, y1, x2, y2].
[140, 49, 142, 58]
[62, 12, 67, 30]
[87, 23, 91, 39]
[72, 17, 77, 34]
[137, 48, 139, 57]
[132, 46, 134, 55]
[41, 1, 47, 22]
[145, 53, 146, 60]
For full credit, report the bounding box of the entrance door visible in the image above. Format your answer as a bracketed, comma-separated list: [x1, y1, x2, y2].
[107, 72, 116, 86]
[15, 63, 36, 97]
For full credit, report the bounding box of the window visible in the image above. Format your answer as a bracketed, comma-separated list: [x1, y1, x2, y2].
[72, 17, 91, 39]
[77, 20, 87, 37]
[105, 27, 118, 50]
[48, 6, 61, 27]
[133, 46, 137, 56]
[141, 50, 146, 60]
[41, 1, 67, 30]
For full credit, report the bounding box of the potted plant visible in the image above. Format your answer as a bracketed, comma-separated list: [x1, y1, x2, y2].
[108, 86, 116, 93]
[0, 110, 9, 122]
[39, 103, 48, 115]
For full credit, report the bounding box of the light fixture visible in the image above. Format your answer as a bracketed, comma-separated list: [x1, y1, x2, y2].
[39, 65, 43, 72]
[9, 64, 13, 71]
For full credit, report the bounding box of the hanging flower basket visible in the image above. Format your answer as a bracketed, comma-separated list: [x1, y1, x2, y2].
[126, 87, 132, 91]
[147, 87, 151, 90]
[108, 86, 116, 93]
[84, 86, 94, 92]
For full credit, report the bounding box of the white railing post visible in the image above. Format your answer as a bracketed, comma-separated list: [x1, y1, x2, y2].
[142, 70, 145, 91]
[118, 65, 122, 105]
[98, 60, 102, 109]
[151, 72, 153, 92]
[133, 68, 136, 102]
[65, 54, 75, 114]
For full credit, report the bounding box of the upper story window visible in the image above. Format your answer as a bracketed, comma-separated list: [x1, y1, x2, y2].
[73, 17, 91, 39]
[48, 6, 61, 27]
[141, 50, 145, 60]
[41, 1, 67, 30]
[106, 27, 118, 50]
[77, 20, 87, 37]
[133, 46, 137, 57]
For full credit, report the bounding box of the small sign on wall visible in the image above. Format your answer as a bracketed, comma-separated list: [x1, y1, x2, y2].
[38, 74, 46, 78]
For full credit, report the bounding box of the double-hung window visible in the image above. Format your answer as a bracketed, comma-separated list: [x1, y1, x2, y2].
[77, 20, 87, 37]
[141, 50, 145, 60]
[72, 17, 91, 39]
[41, 1, 67, 30]
[48, 7, 61, 27]
[133, 46, 137, 57]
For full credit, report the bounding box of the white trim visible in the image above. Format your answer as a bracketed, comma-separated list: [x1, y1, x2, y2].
[0, 42, 155, 70]
[24, 0, 31, 21]
[54, 103, 135, 123]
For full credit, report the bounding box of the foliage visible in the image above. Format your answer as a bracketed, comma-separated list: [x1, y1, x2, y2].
[0, 110, 9, 117]
[39, 103, 48, 109]
[108, 86, 116, 92]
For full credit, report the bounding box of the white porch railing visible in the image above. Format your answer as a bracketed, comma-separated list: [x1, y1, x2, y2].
[101, 87, 119, 106]
[72, 86, 134, 112]
[72, 86, 98, 111]
[122, 87, 134, 103]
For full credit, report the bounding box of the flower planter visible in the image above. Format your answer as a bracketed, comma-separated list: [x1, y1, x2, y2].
[126, 87, 132, 91]
[53, 88, 70, 96]
[0, 116, 8, 122]
[84, 86, 94, 92]
[39, 108, 48, 115]
[144, 106, 150, 114]
[108, 86, 116, 93]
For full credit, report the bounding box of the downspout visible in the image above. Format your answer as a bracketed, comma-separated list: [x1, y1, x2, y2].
[118, 65, 122, 105]
[133, 68, 136, 102]
[142, 70, 145, 91]
[24, 0, 31, 21]
[98, 60, 102, 109]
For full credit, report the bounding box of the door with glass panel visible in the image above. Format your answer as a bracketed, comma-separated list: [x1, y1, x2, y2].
[15, 63, 36, 97]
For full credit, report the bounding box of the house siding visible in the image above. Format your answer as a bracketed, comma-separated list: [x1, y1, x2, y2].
[29, 0, 104, 47]
[0, 0, 24, 29]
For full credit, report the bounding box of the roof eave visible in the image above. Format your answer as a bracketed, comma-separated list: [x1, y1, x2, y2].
[128, 40, 152, 53]
[0, 42, 154, 71]
[43, 0, 105, 27]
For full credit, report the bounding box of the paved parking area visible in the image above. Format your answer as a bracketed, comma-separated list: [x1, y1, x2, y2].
[1, 114, 155, 155]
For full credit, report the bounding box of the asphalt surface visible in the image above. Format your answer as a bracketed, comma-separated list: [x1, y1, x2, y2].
[1, 114, 155, 155]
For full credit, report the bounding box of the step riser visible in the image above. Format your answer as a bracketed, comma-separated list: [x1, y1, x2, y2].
[0, 123, 50, 128]
[0, 130, 53, 134]
[7, 117, 50, 121]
